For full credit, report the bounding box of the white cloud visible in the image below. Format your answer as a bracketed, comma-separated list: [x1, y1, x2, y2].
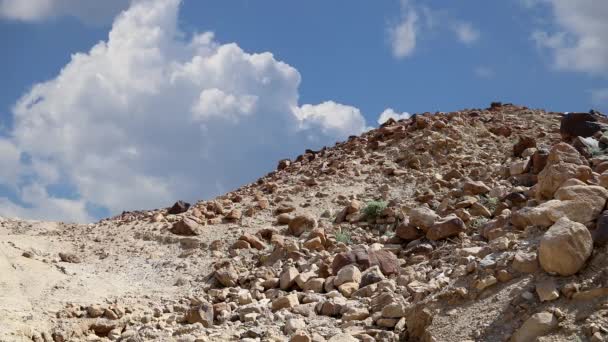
[377, 108, 410, 124]
[528, 0, 608, 75]
[474, 66, 495, 79]
[0, 0, 128, 24]
[390, 9, 419, 58]
[452, 21, 480, 45]
[0, 0, 367, 222]
[388, 1, 480, 59]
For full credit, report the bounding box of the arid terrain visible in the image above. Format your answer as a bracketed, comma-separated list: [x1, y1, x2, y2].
[3, 103, 608, 342]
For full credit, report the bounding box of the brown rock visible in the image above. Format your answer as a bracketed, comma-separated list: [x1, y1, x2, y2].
[239, 233, 266, 250]
[426, 214, 466, 241]
[513, 136, 536, 157]
[288, 214, 317, 236]
[170, 218, 202, 236]
[395, 222, 423, 240]
[185, 301, 214, 327]
[463, 180, 490, 196]
[272, 294, 299, 311]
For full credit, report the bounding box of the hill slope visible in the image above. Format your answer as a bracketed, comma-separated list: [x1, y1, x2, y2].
[3, 103, 608, 342]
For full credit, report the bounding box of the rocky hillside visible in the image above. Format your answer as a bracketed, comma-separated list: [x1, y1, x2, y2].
[3, 103, 608, 342]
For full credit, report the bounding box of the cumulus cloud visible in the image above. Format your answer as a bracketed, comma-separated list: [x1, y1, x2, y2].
[0, 0, 367, 222]
[377, 108, 411, 124]
[0, 0, 128, 24]
[529, 0, 608, 75]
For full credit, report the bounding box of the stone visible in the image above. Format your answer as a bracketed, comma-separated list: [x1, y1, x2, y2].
[280, 266, 300, 290]
[594, 210, 608, 246]
[409, 207, 439, 231]
[170, 218, 202, 236]
[382, 302, 407, 318]
[58, 252, 81, 263]
[474, 276, 497, 290]
[290, 331, 311, 342]
[463, 180, 491, 196]
[560, 112, 602, 138]
[395, 222, 423, 240]
[342, 307, 369, 321]
[512, 251, 539, 274]
[303, 237, 323, 251]
[426, 214, 466, 241]
[367, 249, 400, 276]
[338, 282, 359, 297]
[185, 302, 214, 327]
[511, 311, 558, 342]
[360, 265, 385, 287]
[277, 159, 291, 170]
[530, 149, 549, 175]
[239, 233, 266, 250]
[87, 305, 104, 318]
[327, 334, 358, 342]
[302, 278, 325, 293]
[226, 209, 242, 221]
[168, 200, 190, 215]
[215, 267, 239, 287]
[272, 294, 299, 311]
[334, 265, 362, 287]
[536, 278, 559, 302]
[510, 160, 528, 176]
[277, 213, 293, 225]
[284, 318, 305, 334]
[288, 214, 317, 236]
[551, 185, 608, 223]
[539, 217, 593, 276]
[513, 137, 536, 157]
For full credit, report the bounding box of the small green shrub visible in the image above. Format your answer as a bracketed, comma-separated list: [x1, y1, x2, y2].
[335, 231, 352, 244]
[482, 196, 499, 213]
[469, 217, 489, 230]
[363, 200, 388, 219]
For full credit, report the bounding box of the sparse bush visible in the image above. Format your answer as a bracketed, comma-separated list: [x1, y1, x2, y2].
[335, 231, 352, 244]
[482, 196, 499, 213]
[469, 217, 489, 230]
[363, 200, 387, 219]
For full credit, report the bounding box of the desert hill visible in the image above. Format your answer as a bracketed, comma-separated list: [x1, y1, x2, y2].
[3, 103, 608, 341]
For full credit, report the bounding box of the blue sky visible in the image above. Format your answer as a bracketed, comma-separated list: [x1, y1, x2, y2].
[0, 0, 606, 222]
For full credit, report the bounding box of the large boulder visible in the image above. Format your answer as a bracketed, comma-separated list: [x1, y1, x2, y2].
[538, 217, 593, 276]
[331, 247, 399, 276]
[550, 185, 608, 223]
[168, 200, 191, 215]
[560, 112, 602, 138]
[511, 311, 558, 342]
[536, 163, 592, 199]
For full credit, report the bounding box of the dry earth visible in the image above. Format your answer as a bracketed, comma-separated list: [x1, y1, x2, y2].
[3, 103, 608, 342]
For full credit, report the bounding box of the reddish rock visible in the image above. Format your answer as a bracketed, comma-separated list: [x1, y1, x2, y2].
[426, 215, 466, 241]
[513, 136, 536, 157]
[170, 218, 202, 236]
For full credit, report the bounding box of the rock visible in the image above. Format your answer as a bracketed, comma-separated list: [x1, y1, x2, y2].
[327, 334, 358, 342]
[360, 265, 385, 287]
[239, 233, 266, 250]
[512, 251, 539, 274]
[510, 160, 528, 176]
[511, 311, 558, 342]
[530, 149, 549, 175]
[382, 302, 406, 318]
[551, 185, 608, 223]
[87, 305, 104, 318]
[426, 214, 466, 241]
[185, 302, 214, 327]
[303, 237, 323, 251]
[367, 249, 400, 276]
[288, 214, 317, 236]
[168, 200, 190, 215]
[280, 266, 300, 290]
[290, 331, 311, 342]
[474, 276, 497, 290]
[277, 159, 291, 170]
[58, 252, 81, 263]
[170, 218, 202, 236]
[215, 266, 239, 287]
[342, 307, 369, 321]
[272, 294, 299, 311]
[334, 265, 362, 287]
[409, 207, 439, 231]
[560, 112, 602, 138]
[539, 217, 593, 276]
[514, 137, 536, 157]
[536, 143, 592, 199]
[284, 318, 305, 334]
[536, 278, 559, 302]
[463, 180, 491, 196]
[395, 222, 422, 240]
[302, 278, 325, 293]
[593, 210, 608, 246]
[277, 213, 293, 225]
[338, 282, 359, 297]
[226, 209, 242, 221]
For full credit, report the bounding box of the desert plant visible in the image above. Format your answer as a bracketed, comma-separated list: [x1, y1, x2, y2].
[335, 231, 352, 244]
[482, 196, 499, 213]
[469, 217, 489, 230]
[363, 200, 387, 219]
